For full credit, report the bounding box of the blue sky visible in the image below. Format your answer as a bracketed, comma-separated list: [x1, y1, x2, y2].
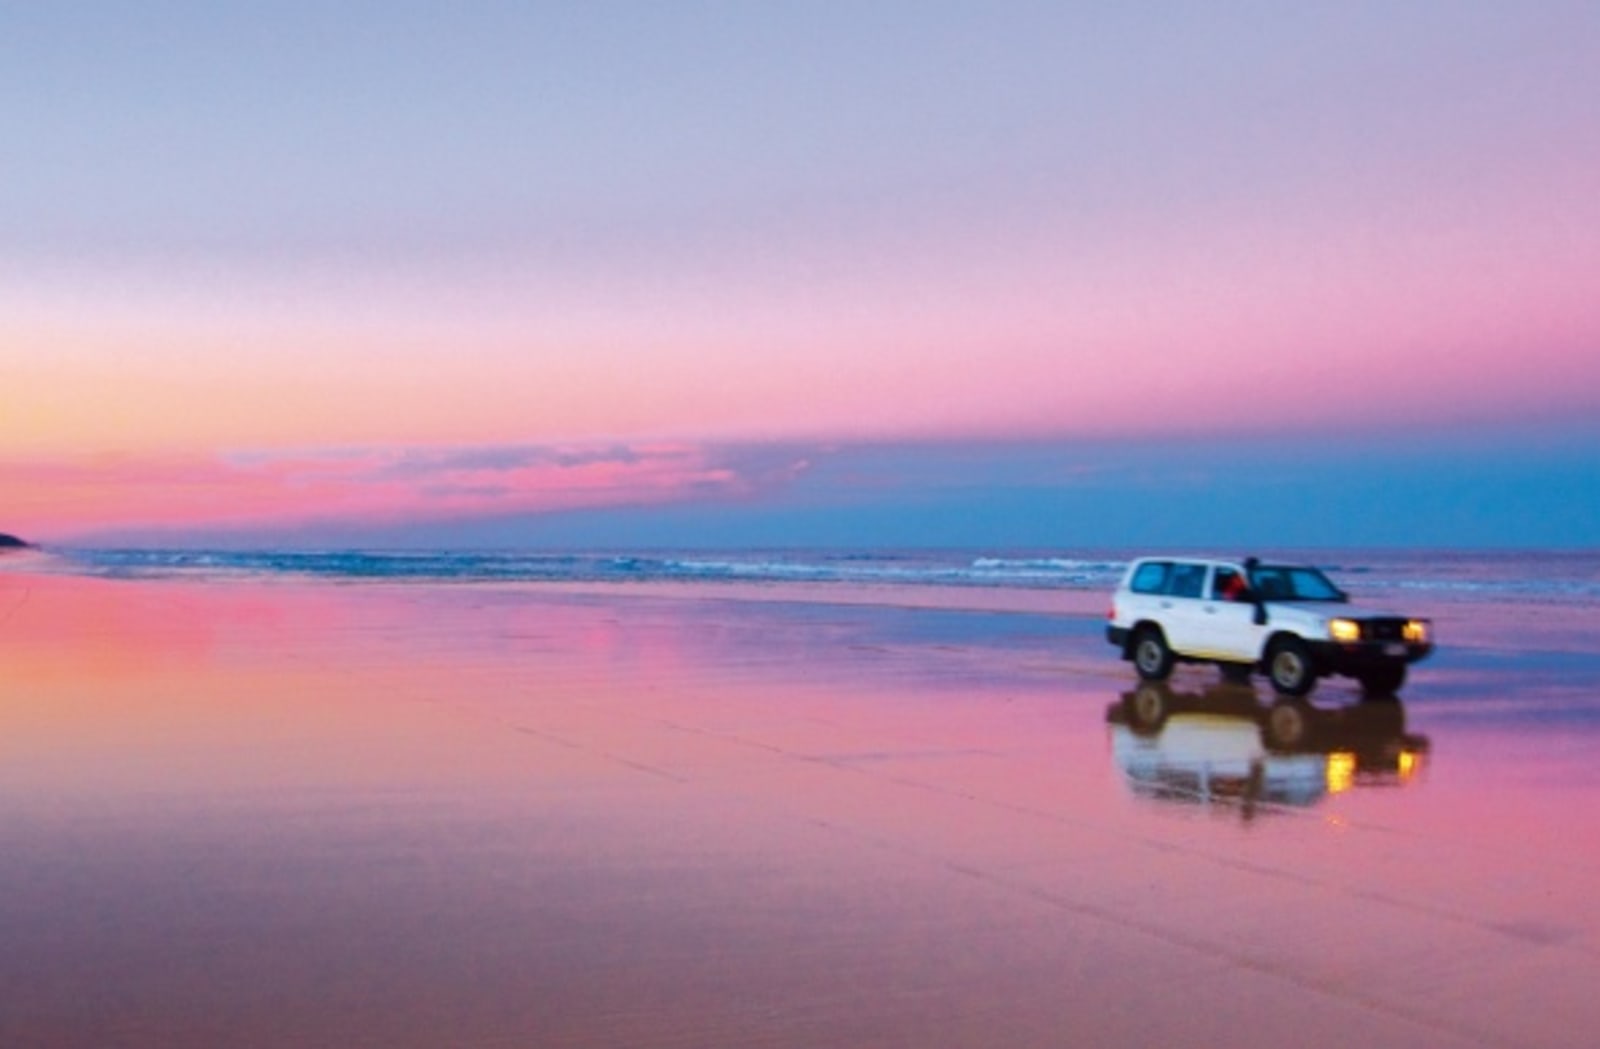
[5, 3, 1598, 549]
[73, 422, 1600, 550]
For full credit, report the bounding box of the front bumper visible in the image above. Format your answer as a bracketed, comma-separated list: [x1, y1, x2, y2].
[1307, 639, 1433, 675]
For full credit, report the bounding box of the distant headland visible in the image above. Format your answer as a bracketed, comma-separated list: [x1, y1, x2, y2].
[0, 533, 30, 549]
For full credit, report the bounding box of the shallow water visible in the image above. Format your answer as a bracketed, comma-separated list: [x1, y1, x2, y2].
[28, 544, 1600, 606]
[1, 571, 1597, 1047]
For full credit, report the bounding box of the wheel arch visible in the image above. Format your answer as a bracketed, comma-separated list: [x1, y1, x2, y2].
[1257, 629, 1307, 667]
[1124, 620, 1166, 658]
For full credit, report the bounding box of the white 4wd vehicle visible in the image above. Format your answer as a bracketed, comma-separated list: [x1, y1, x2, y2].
[1107, 557, 1433, 697]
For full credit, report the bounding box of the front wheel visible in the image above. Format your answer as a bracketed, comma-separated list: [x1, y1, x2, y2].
[1266, 637, 1317, 697]
[1132, 628, 1175, 681]
[1264, 699, 1312, 749]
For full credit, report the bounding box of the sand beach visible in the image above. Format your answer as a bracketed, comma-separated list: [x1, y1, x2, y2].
[2, 563, 1599, 1047]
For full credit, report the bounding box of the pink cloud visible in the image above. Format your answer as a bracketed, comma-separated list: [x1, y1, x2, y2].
[3, 442, 809, 541]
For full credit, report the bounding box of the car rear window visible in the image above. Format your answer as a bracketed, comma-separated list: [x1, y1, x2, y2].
[1168, 562, 1206, 598]
[1129, 561, 1170, 594]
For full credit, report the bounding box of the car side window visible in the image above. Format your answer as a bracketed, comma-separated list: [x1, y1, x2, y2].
[1168, 563, 1205, 598]
[1129, 561, 1170, 594]
[1253, 569, 1289, 600]
[1211, 567, 1248, 601]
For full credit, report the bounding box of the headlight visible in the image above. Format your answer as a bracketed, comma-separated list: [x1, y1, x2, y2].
[1403, 620, 1430, 644]
[1328, 618, 1362, 642]
[1325, 751, 1357, 794]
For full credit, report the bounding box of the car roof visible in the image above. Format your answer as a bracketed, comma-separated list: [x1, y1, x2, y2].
[1131, 555, 1241, 566]
[1126, 558, 1339, 580]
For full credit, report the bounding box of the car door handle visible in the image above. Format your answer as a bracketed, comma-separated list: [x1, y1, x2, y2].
[1159, 600, 1173, 609]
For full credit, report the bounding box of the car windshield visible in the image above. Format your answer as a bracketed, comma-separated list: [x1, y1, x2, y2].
[1248, 565, 1345, 602]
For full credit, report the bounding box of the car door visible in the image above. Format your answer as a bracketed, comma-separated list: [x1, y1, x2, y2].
[1192, 564, 1263, 662]
[1156, 561, 1212, 656]
[1118, 560, 1171, 628]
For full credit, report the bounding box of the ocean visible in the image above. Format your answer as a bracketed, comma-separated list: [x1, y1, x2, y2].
[11, 544, 1600, 609]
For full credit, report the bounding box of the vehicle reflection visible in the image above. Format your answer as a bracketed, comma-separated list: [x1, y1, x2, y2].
[1106, 682, 1430, 816]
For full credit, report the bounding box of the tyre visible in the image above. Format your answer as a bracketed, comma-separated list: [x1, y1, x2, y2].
[1359, 663, 1407, 697]
[1126, 684, 1170, 731]
[1266, 637, 1317, 696]
[1264, 699, 1312, 749]
[1132, 627, 1175, 681]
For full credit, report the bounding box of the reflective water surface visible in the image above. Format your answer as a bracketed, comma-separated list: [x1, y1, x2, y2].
[1108, 681, 1430, 814]
[2, 572, 1598, 1047]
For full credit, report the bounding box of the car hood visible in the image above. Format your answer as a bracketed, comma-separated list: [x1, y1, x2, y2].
[1263, 600, 1411, 622]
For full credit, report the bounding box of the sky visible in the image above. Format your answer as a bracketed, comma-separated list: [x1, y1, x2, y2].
[4, 2, 1598, 548]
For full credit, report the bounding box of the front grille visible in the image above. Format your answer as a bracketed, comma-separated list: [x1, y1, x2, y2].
[1366, 618, 1408, 642]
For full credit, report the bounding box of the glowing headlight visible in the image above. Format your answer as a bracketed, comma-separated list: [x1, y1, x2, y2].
[1398, 749, 1423, 782]
[1328, 618, 1363, 642]
[1403, 620, 1430, 644]
[1326, 751, 1357, 794]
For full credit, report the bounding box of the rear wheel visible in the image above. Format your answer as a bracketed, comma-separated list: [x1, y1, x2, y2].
[1126, 684, 1170, 731]
[1359, 663, 1407, 697]
[1132, 627, 1175, 681]
[1266, 637, 1317, 696]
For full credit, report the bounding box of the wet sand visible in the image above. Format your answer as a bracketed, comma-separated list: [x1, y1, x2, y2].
[2, 571, 1598, 1047]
